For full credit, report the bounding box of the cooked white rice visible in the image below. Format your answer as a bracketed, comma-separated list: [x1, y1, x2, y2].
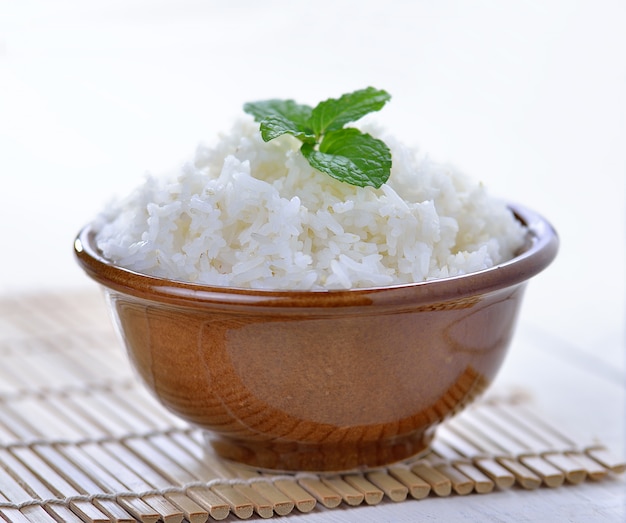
[94, 117, 527, 290]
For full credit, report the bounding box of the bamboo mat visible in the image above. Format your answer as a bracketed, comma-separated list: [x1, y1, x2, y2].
[0, 291, 623, 523]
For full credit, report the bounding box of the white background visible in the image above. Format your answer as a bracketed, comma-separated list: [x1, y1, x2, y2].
[0, 2, 624, 520]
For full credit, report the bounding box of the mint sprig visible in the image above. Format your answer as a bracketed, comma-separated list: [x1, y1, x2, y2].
[243, 87, 392, 188]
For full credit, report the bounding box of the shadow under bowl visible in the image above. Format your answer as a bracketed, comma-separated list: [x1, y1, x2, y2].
[74, 203, 558, 472]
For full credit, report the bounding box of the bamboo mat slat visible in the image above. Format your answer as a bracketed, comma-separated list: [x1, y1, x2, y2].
[0, 290, 624, 522]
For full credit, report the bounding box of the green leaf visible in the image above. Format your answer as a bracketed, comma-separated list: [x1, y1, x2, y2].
[309, 87, 391, 136]
[243, 88, 393, 188]
[301, 128, 392, 188]
[243, 99, 315, 142]
[258, 114, 316, 142]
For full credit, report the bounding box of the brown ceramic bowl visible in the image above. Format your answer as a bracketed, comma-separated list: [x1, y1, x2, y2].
[74, 203, 557, 472]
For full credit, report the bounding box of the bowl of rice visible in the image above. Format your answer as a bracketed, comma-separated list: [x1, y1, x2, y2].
[74, 111, 558, 472]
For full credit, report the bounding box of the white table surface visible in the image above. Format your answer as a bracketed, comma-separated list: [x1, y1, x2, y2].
[1, 1, 624, 521]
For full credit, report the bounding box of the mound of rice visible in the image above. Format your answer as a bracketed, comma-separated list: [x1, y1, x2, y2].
[94, 118, 527, 290]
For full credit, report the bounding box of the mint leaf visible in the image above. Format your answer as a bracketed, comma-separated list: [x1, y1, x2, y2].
[309, 87, 391, 136]
[302, 129, 391, 188]
[243, 88, 393, 188]
[258, 114, 315, 142]
[243, 99, 315, 142]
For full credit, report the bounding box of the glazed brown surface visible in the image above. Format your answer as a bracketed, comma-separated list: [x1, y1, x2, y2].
[75, 204, 558, 471]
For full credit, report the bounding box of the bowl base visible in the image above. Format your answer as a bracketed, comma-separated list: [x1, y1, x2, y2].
[205, 429, 436, 473]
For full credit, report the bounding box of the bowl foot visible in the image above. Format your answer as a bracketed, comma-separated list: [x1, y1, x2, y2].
[206, 429, 436, 473]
